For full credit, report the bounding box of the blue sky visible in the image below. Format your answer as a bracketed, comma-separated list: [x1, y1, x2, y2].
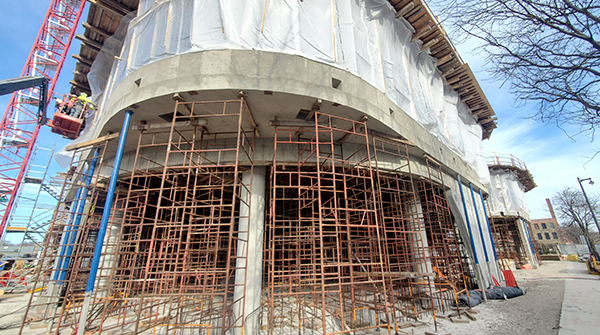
[452, 39, 600, 220]
[1, 1, 599, 224]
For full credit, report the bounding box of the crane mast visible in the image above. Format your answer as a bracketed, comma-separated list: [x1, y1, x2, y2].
[0, 0, 87, 240]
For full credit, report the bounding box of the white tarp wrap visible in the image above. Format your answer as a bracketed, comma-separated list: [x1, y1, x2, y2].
[85, 0, 489, 184]
[447, 181, 503, 288]
[487, 170, 530, 217]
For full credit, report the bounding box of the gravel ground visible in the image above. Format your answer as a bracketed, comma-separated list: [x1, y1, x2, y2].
[415, 261, 569, 335]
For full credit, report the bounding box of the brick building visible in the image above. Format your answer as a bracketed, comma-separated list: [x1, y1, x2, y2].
[530, 199, 570, 250]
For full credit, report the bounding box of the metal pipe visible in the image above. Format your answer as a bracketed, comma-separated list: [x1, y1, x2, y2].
[58, 147, 101, 283]
[77, 110, 132, 335]
[479, 189, 497, 261]
[457, 175, 478, 264]
[458, 176, 487, 300]
[578, 177, 600, 235]
[470, 183, 489, 263]
[52, 167, 87, 281]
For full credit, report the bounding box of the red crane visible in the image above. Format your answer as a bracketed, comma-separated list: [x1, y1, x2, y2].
[0, 0, 87, 240]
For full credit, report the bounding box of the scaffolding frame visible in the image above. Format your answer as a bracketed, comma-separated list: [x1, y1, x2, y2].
[370, 137, 450, 330]
[1, 145, 61, 257]
[20, 138, 116, 335]
[21, 105, 476, 334]
[418, 157, 468, 288]
[21, 97, 256, 335]
[266, 113, 390, 335]
[489, 216, 528, 270]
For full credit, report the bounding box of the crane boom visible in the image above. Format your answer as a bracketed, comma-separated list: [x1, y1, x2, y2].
[0, 76, 48, 97]
[0, 0, 87, 240]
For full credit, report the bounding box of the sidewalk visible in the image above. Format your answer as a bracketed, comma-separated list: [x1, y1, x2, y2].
[558, 261, 600, 335]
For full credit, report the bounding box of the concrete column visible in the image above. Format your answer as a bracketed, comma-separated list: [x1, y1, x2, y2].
[97, 209, 124, 296]
[413, 199, 433, 275]
[233, 166, 266, 335]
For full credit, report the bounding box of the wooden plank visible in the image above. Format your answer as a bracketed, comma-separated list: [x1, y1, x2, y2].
[69, 80, 91, 92]
[132, 120, 207, 131]
[436, 54, 453, 66]
[305, 99, 322, 121]
[423, 154, 442, 168]
[421, 38, 439, 51]
[88, 0, 135, 17]
[65, 132, 120, 151]
[76, 34, 103, 51]
[465, 311, 477, 321]
[411, 25, 433, 42]
[73, 54, 94, 67]
[82, 22, 111, 38]
[72, 70, 88, 77]
[449, 317, 469, 324]
[395, 2, 415, 18]
[405, 7, 423, 21]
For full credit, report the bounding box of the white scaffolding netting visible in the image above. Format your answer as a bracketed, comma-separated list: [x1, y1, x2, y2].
[487, 170, 530, 218]
[85, 0, 490, 184]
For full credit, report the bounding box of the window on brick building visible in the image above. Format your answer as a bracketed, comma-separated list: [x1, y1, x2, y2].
[534, 223, 540, 229]
[542, 223, 547, 229]
[545, 233, 551, 240]
[552, 232, 558, 239]
[537, 233, 543, 240]
[549, 222, 555, 229]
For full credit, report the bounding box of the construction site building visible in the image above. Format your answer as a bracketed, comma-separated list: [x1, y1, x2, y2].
[486, 152, 539, 270]
[22, 1, 503, 334]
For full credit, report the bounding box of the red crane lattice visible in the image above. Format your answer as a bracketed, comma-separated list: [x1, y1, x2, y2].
[0, 0, 86, 239]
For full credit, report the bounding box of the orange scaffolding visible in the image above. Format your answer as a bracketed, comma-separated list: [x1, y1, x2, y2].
[489, 216, 528, 270]
[266, 112, 390, 334]
[21, 106, 475, 334]
[21, 97, 256, 335]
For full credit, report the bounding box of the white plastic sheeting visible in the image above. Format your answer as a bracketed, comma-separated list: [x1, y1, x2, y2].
[487, 170, 530, 218]
[86, 0, 490, 184]
[447, 180, 503, 289]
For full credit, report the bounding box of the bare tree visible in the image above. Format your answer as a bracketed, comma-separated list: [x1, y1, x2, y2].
[430, 0, 600, 139]
[552, 187, 600, 258]
[562, 224, 600, 243]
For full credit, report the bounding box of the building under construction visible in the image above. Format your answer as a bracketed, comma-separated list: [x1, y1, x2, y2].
[486, 152, 538, 270]
[21, 1, 504, 334]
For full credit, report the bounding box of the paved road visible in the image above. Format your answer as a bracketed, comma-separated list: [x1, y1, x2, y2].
[558, 261, 600, 335]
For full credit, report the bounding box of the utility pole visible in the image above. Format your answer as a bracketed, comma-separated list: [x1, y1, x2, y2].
[577, 177, 600, 234]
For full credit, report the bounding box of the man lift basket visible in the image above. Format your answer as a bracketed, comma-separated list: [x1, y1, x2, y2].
[48, 93, 93, 139]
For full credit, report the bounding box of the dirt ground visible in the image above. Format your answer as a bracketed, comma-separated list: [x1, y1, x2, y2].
[0, 292, 30, 334]
[417, 261, 575, 335]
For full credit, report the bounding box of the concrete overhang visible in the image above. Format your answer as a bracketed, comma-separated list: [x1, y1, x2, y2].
[90, 49, 487, 192]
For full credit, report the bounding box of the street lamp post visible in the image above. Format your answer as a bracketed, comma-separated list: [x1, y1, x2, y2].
[577, 177, 600, 234]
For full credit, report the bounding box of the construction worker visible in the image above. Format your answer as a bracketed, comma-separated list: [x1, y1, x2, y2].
[64, 94, 77, 115]
[70, 93, 93, 118]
